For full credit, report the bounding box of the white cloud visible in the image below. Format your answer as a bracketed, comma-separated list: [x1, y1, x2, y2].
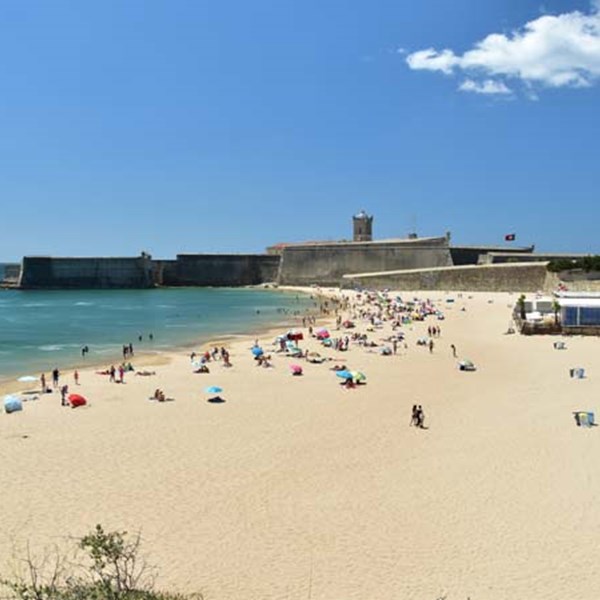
[406, 1, 600, 96]
[459, 79, 512, 94]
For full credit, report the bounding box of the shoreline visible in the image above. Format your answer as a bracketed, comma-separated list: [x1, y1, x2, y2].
[0, 286, 337, 397]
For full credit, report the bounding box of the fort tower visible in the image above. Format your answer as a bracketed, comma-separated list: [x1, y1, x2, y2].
[353, 210, 373, 242]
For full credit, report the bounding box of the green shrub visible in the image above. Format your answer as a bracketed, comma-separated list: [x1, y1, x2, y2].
[547, 255, 600, 272]
[1, 525, 202, 600]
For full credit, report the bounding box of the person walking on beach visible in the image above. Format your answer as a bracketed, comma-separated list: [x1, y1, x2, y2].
[428, 339, 434, 353]
[393, 339, 398, 355]
[40, 373, 47, 393]
[118, 365, 125, 383]
[410, 404, 419, 427]
[109, 365, 116, 383]
[52, 368, 60, 389]
[74, 370, 79, 385]
[450, 344, 457, 358]
[414, 405, 425, 428]
[60, 384, 69, 406]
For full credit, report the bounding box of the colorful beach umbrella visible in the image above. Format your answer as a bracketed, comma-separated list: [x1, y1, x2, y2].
[205, 386, 223, 394]
[335, 370, 353, 380]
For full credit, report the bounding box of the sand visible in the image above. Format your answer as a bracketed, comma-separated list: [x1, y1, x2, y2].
[1, 288, 599, 600]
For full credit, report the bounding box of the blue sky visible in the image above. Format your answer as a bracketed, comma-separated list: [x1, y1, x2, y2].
[1, 0, 599, 261]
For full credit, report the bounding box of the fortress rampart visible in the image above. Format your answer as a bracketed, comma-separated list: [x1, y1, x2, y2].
[277, 236, 452, 286]
[13, 212, 580, 291]
[161, 254, 280, 286]
[19, 256, 154, 289]
[18, 254, 281, 289]
[342, 262, 551, 293]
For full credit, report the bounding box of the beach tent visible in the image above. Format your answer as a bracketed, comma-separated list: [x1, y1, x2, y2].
[4, 395, 23, 414]
[459, 360, 476, 371]
[68, 394, 87, 408]
[574, 411, 595, 427]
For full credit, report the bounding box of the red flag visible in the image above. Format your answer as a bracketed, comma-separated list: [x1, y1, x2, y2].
[504, 233, 516, 241]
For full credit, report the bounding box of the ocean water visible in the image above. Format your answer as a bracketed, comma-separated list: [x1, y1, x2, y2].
[0, 287, 314, 380]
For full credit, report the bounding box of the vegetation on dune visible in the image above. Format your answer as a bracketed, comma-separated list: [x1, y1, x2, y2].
[547, 255, 600, 273]
[1, 525, 202, 600]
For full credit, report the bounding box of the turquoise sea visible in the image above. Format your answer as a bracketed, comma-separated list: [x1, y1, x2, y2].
[0, 287, 314, 381]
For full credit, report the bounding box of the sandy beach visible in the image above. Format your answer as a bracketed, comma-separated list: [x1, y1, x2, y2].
[1, 287, 600, 600]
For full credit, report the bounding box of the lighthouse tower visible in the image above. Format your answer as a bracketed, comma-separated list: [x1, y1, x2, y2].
[352, 210, 373, 242]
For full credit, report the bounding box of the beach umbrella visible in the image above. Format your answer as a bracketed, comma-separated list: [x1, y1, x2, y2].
[4, 395, 23, 414]
[251, 346, 264, 357]
[68, 393, 87, 408]
[316, 328, 330, 339]
[17, 375, 37, 383]
[205, 386, 223, 394]
[335, 370, 353, 380]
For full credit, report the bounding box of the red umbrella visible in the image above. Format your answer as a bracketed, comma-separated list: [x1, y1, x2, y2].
[68, 393, 87, 408]
[290, 364, 303, 375]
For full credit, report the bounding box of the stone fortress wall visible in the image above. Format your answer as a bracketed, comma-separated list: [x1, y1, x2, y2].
[160, 254, 280, 287]
[19, 256, 154, 289]
[276, 236, 453, 286]
[342, 263, 551, 293]
[13, 211, 592, 291]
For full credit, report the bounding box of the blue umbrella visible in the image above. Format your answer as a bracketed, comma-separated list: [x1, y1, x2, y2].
[205, 386, 223, 394]
[251, 346, 264, 357]
[335, 370, 352, 380]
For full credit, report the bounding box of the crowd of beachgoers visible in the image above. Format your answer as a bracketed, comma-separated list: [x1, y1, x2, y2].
[4, 289, 467, 423]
